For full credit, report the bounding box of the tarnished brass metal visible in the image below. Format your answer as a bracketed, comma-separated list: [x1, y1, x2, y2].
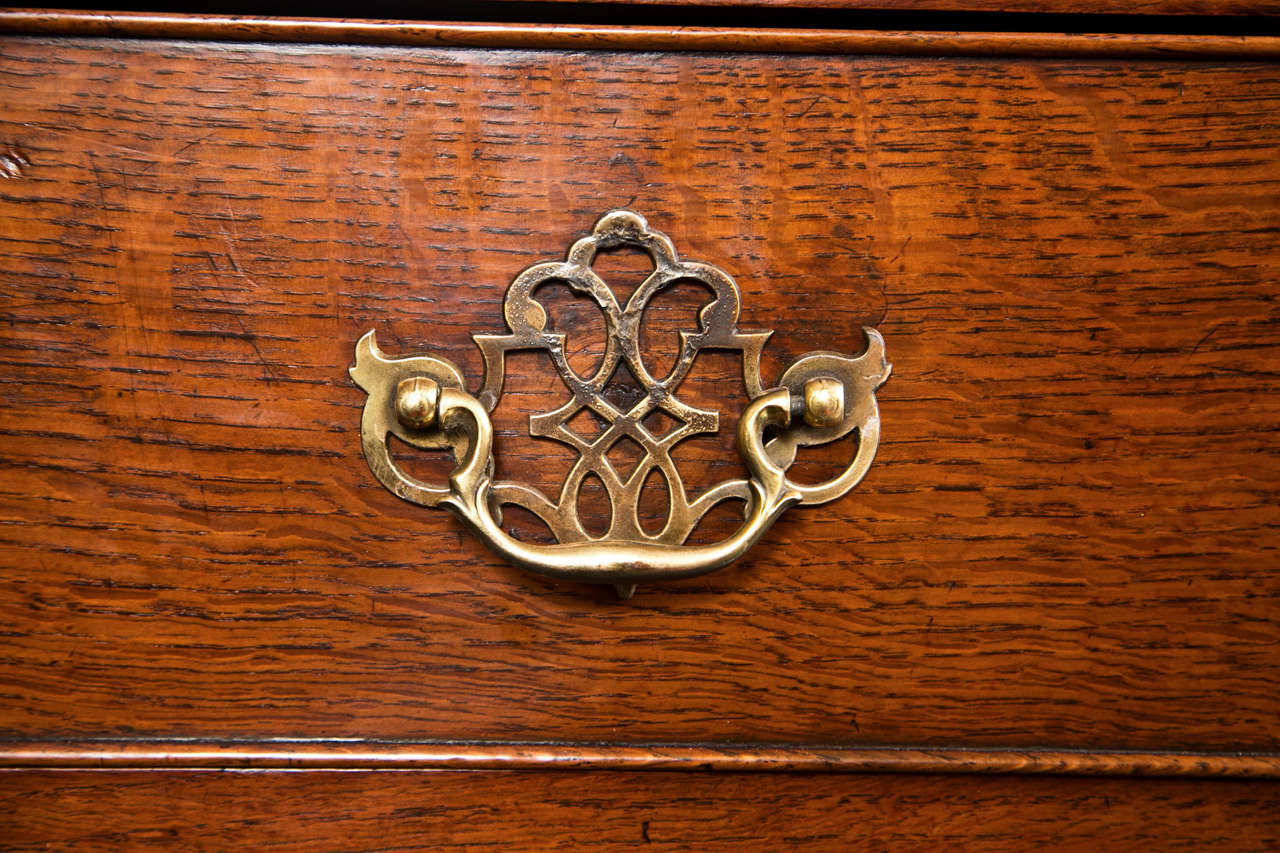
[350, 210, 890, 596]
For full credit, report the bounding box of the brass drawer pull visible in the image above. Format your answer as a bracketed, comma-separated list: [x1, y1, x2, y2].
[350, 211, 890, 596]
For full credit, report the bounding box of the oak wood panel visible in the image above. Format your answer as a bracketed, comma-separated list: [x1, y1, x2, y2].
[6, 11, 1280, 59]
[2, 771, 1278, 851]
[0, 39, 1278, 754]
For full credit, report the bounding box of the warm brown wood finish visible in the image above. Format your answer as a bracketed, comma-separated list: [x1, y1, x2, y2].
[5, 11, 1280, 58]
[2, 771, 1278, 851]
[495, 0, 1280, 15]
[5, 739, 1280, 777]
[1, 37, 1278, 761]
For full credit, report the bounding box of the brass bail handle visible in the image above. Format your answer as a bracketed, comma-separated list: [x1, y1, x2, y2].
[350, 210, 890, 597]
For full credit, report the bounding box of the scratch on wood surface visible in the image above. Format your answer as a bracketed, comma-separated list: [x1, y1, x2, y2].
[0, 144, 29, 178]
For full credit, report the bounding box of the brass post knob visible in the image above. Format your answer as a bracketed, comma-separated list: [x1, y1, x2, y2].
[803, 377, 845, 429]
[394, 376, 440, 431]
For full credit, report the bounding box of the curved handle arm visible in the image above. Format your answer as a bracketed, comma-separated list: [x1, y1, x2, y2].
[353, 354, 887, 592]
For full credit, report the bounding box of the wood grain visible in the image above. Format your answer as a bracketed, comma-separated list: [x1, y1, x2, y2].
[0, 39, 1278, 756]
[2, 770, 1278, 851]
[492, 0, 1280, 15]
[4, 10, 1280, 58]
[3, 739, 1279, 777]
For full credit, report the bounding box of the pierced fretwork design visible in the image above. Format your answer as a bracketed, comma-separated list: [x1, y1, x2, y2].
[472, 210, 769, 545]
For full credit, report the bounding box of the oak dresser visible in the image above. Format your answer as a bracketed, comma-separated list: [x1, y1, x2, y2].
[1, 2, 1279, 848]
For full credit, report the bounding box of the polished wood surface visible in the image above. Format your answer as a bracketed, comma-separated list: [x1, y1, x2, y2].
[495, 0, 1280, 15]
[6, 739, 1280, 777]
[3, 771, 1278, 851]
[5, 10, 1280, 58]
[1, 37, 1277, 758]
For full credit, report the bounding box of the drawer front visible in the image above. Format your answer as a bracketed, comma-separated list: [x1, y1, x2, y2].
[1, 36, 1278, 761]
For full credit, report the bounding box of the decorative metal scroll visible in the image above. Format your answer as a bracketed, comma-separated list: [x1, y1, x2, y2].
[350, 210, 890, 597]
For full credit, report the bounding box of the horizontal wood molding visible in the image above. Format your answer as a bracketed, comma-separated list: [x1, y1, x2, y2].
[3, 741, 1279, 777]
[487, 0, 1280, 15]
[3, 9, 1280, 57]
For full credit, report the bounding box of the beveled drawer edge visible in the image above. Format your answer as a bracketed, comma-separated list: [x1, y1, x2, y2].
[1, 740, 1277, 778]
[3, 9, 1280, 58]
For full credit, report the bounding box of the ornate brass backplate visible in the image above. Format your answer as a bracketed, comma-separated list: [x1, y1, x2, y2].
[350, 211, 890, 597]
